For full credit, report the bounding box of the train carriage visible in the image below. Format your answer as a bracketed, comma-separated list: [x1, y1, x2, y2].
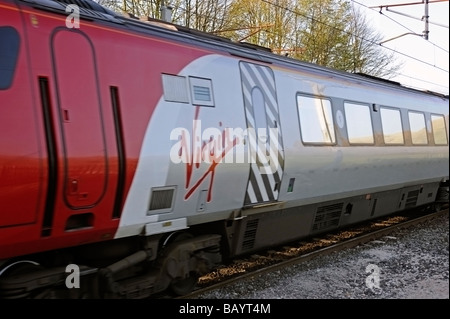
[0, 0, 448, 298]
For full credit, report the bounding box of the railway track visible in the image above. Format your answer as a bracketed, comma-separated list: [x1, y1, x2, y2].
[177, 205, 449, 299]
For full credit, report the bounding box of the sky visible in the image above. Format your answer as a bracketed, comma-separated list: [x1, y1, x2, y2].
[352, 0, 449, 95]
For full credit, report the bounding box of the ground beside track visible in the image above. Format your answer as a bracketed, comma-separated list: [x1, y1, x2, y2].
[193, 209, 449, 299]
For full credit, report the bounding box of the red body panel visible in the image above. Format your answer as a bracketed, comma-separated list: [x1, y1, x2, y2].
[0, 0, 210, 259]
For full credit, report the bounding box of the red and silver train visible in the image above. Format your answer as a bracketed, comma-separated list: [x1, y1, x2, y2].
[0, 0, 448, 298]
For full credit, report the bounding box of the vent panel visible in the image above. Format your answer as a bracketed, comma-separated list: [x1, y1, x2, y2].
[242, 219, 259, 251]
[161, 74, 189, 103]
[149, 188, 175, 211]
[312, 203, 343, 232]
[405, 190, 419, 208]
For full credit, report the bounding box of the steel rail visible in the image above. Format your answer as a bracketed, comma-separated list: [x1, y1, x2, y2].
[179, 207, 448, 299]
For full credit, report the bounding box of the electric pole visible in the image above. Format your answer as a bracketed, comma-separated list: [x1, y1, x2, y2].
[372, 0, 448, 41]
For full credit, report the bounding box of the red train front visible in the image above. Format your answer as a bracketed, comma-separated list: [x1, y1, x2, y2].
[0, 0, 214, 257]
[0, 0, 226, 298]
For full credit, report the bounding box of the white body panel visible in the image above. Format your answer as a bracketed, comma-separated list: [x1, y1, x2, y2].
[116, 55, 249, 238]
[116, 53, 449, 239]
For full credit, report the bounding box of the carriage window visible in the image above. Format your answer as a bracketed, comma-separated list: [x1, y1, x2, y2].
[380, 107, 404, 145]
[344, 102, 374, 144]
[431, 114, 448, 145]
[0, 27, 20, 90]
[408, 111, 428, 145]
[297, 95, 335, 144]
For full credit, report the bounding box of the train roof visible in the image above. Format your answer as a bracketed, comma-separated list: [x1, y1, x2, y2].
[17, 0, 449, 100]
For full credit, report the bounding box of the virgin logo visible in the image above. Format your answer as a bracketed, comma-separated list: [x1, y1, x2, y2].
[169, 107, 280, 201]
[169, 121, 280, 171]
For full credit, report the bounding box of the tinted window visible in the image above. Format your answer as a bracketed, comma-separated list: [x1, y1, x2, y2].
[344, 102, 374, 144]
[431, 114, 448, 145]
[297, 95, 335, 144]
[380, 107, 404, 145]
[0, 27, 20, 90]
[408, 111, 428, 145]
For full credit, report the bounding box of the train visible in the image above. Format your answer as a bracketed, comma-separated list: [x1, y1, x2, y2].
[0, 0, 448, 299]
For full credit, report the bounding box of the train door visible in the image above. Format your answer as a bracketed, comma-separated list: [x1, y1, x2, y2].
[52, 29, 109, 210]
[239, 62, 285, 206]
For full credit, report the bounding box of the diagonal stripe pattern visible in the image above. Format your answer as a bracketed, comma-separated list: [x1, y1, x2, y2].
[240, 62, 285, 205]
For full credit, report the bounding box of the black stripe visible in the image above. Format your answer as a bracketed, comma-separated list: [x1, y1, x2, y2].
[110, 86, 126, 219]
[38, 77, 57, 237]
[258, 168, 275, 201]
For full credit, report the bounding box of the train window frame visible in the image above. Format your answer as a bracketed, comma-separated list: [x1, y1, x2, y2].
[296, 94, 336, 145]
[344, 101, 375, 145]
[0, 26, 20, 90]
[408, 111, 428, 145]
[430, 113, 448, 145]
[380, 106, 405, 145]
[189, 76, 215, 107]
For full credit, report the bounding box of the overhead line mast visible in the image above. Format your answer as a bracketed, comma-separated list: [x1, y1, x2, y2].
[372, 0, 449, 40]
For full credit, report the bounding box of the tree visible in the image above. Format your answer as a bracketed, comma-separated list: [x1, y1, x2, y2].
[174, 0, 230, 32]
[97, 0, 159, 18]
[346, 5, 402, 78]
[285, 0, 402, 78]
[217, 0, 297, 54]
[293, 0, 350, 64]
[98, 0, 402, 78]
[98, 0, 230, 32]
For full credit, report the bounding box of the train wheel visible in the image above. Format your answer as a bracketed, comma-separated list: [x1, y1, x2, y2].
[0, 260, 45, 298]
[165, 232, 199, 296]
[170, 272, 199, 296]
